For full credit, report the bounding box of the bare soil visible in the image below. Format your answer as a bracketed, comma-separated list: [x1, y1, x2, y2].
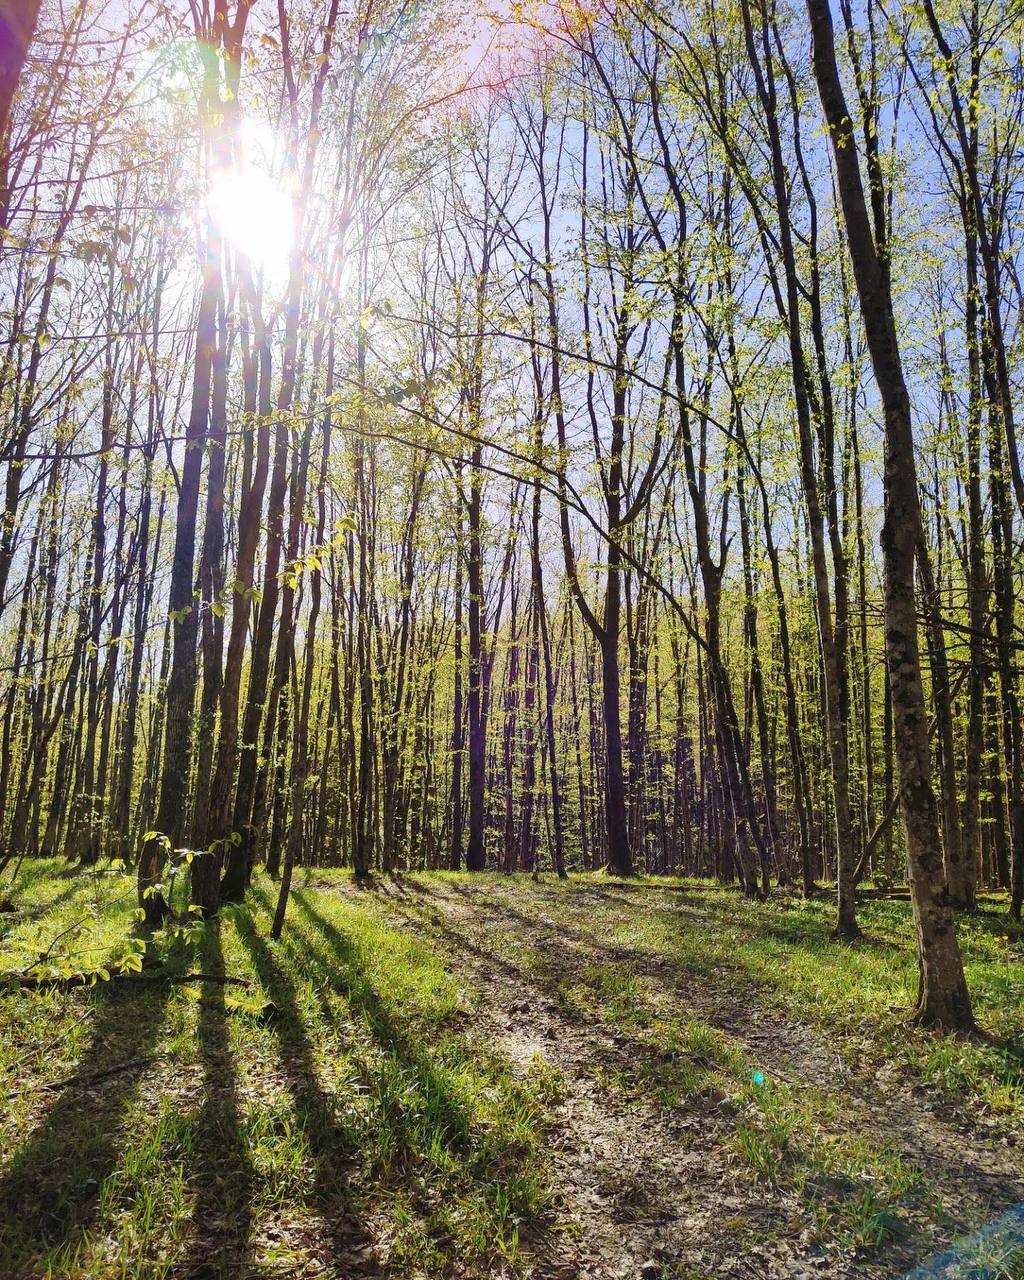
[344, 877, 1024, 1280]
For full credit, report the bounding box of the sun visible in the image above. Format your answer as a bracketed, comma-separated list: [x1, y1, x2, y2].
[205, 167, 294, 283]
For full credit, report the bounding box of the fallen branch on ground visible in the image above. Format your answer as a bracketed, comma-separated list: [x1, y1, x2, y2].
[39, 1053, 164, 1092]
[4, 969, 252, 991]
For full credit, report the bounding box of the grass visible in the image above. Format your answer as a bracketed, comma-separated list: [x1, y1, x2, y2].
[512, 908, 934, 1252]
[351, 870, 1023, 1265]
[1, 861, 1022, 1278]
[513, 873, 1024, 1123]
[0, 861, 552, 1278]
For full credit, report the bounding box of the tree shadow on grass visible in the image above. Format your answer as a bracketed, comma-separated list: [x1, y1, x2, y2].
[363, 873, 436, 900]
[0, 944, 189, 1274]
[548, 881, 907, 959]
[23, 876, 85, 917]
[0, 862, 88, 928]
[373, 896, 661, 1104]
[0, 880, 83, 946]
[1, 856, 65, 893]
[438, 879, 568, 928]
[376, 878, 892, 1026]
[561, 876, 695, 898]
[174, 923, 255, 1280]
[439, 874, 888, 960]
[232, 914, 386, 1276]
[284, 889, 555, 1267]
[374, 890, 1024, 1272]
[435, 876, 700, 938]
[289, 891, 478, 1140]
[343, 871, 436, 899]
[374, 894, 541, 987]
[554, 890, 1024, 1118]
[373, 892, 648, 1054]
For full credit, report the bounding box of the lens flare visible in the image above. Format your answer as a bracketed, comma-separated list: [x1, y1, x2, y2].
[205, 168, 294, 281]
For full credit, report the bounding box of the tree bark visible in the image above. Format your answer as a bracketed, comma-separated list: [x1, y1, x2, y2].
[805, 0, 972, 1028]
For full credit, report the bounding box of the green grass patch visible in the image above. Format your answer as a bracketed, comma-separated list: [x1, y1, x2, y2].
[0, 862, 553, 1278]
[511, 875, 1024, 1125]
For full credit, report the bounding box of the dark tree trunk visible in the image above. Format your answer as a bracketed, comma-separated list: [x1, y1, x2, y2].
[805, 0, 972, 1028]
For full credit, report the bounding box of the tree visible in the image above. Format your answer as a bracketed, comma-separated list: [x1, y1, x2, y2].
[804, 0, 973, 1028]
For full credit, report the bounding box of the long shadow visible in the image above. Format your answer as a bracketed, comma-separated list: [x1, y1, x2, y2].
[361, 893, 820, 1254]
[394, 874, 437, 896]
[232, 914, 385, 1274]
[385, 879, 896, 1005]
[351, 875, 420, 903]
[368, 893, 650, 1078]
[22, 877, 85, 919]
[376, 896, 540, 991]
[0, 881, 83, 950]
[436, 876, 703, 938]
[177, 924, 255, 1279]
[555, 877, 697, 899]
[0, 867, 84, 933]
[590, 888, 1024, 1065]
[441, 874, 699, 905]
[363, 878, 1010, 1099]
[307, 871, 439, 905]
[416, 898, 1024, 1276]
[584, 892, 1024, 1129]
[424, 890, 1024, 1259]
[0, 941, 189, 1274]
[1, 857, 65, 894]
[440, 881, 568, 932]
[376, 892, 1024, 1219]
[557, 883, 909, 957]
[284, 891, 480, 1159]
[377, 873, 437, 898]
[285, 890, 557, 1260]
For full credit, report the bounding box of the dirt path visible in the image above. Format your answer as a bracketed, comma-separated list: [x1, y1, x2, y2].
[552, 884, 1024, 1242]
[361, 881, 832, 1280]
[331, 878, 1024, 1279]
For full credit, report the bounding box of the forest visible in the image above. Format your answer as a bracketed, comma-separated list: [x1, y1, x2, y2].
[1, 0, 1023, 1275]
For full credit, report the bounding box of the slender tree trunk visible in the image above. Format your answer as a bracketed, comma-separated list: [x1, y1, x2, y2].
[806, 0, 972, 1027]
[450, 517, 465, 870]
[0, 0, 42, 228]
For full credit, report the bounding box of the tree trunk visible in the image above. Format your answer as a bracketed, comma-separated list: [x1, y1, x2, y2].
[805, 0, 972, 1027]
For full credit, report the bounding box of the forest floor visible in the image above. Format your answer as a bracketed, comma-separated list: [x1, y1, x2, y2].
[1, 863, 1023, 1280]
